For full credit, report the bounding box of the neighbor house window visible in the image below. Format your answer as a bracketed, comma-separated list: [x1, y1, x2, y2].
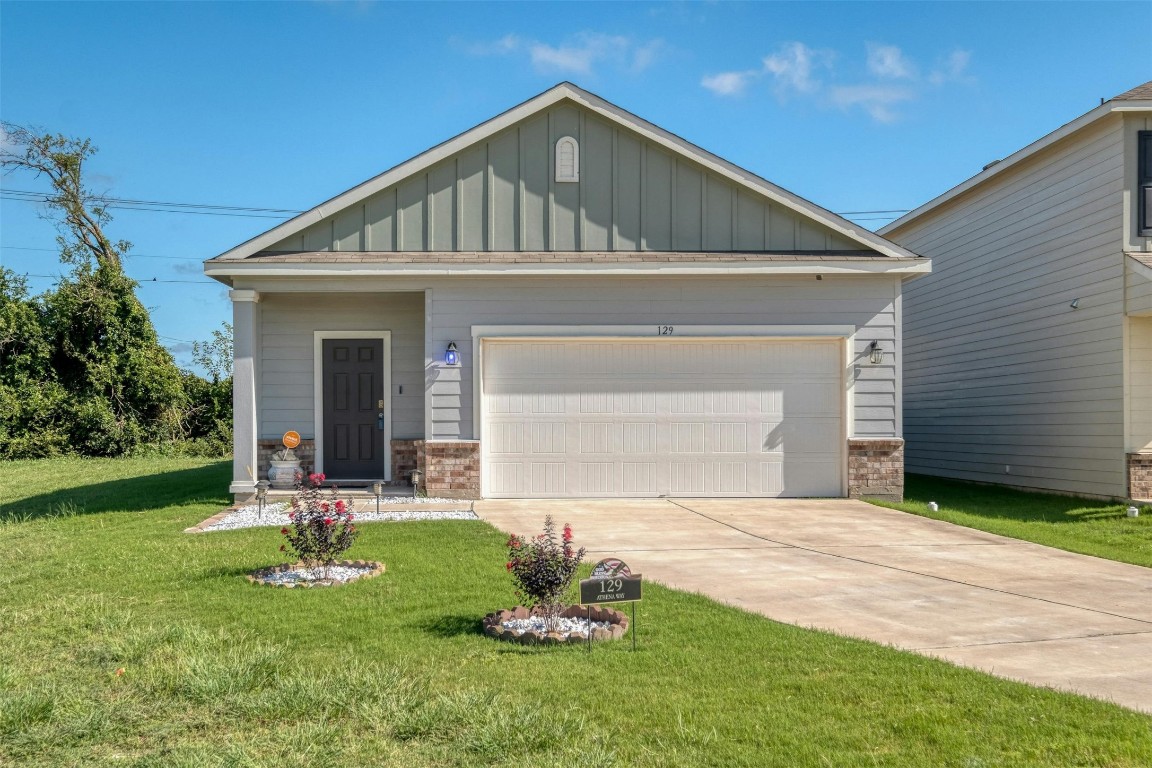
[1141, 131, 1152, 236]
[555, 136, 579, 182]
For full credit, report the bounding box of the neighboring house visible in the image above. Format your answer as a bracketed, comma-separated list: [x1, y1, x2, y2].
[205, 83, 929, 502]
[880, 81, 1152, 500]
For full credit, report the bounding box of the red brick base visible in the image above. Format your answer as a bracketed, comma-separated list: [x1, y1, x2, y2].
[1129, 453, 1152, 500]
[417, 440, 481, 499]
[391, 439, 419, 483]
[848, 438, 904, 502]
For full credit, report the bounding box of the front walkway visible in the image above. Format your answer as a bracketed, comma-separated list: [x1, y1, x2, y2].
[475, 498, 1152, 714]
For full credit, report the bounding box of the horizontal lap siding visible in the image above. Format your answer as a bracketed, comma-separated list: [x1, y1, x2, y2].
[258, 293, 424, 440]
[1130, 318, 1152, 452]
[425, 275, 899, 440]
[890, 116, 1127, 497]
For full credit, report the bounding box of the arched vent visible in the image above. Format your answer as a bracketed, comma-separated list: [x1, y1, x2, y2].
[555, 136, 579, 182]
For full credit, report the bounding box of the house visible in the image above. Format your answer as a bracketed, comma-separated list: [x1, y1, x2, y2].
[880, 81, 1152, 500]
[205, 83, 929, 502]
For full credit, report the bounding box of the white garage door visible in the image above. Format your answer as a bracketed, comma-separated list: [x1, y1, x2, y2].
[481, 339, 844, 498]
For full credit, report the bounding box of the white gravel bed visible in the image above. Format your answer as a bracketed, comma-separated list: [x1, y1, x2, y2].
[204, 501, 476, 531]
[501, 616, 614, 639]
[254, 563, 375, 586]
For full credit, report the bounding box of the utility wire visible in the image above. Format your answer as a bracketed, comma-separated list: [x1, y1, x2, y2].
[0, 188, 303, 214]
[19, 272, 218, 286]
[2, 245, 199, 261]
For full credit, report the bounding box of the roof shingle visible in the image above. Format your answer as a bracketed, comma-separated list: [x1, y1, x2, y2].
[1113, 81, 1152, 101]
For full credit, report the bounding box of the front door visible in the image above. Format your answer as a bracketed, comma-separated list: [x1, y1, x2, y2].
[322, 338, 386, 480]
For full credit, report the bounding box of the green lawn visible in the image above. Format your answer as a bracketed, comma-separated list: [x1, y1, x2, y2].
[3, 458, 1151, 767]
[870, 474, 1152, 568]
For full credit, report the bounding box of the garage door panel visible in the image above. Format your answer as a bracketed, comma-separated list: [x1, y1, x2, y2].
[483, 339, 843, 498]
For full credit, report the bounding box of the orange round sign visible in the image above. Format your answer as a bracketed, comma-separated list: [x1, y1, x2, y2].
[282, 431, 301, 449]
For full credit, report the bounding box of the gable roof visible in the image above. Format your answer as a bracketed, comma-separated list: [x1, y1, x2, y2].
[211, 82, 918, 261]
[881, 81, 1152, 235]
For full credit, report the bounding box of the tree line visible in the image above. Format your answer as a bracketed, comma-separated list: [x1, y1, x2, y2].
[0, 123, 231, 459]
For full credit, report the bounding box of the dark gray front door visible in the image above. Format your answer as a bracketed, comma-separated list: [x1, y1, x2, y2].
[322, 339, 385, 480]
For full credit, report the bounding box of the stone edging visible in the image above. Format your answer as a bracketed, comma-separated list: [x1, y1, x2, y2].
[247, 560, 385, 588]
[184, 508, 240, 534]
[482, 604, 629, 645]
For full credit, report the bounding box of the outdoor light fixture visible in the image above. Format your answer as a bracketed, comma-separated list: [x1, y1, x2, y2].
[410, 469, 423, 498]
[444, 342, 459, 366]
[255, 480, 269, 519]
[868, 341, 884, 365]
[372, 480, 383, 515]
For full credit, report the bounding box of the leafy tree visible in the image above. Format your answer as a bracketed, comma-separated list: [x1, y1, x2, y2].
[0, 123, 188, 457]
[192, 322, 233, 383]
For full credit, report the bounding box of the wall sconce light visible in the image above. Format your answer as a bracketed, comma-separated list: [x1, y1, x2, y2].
[444, 342, 459, 366]
[1070, 298, 1080, 310]
[869, 341, 884, 365]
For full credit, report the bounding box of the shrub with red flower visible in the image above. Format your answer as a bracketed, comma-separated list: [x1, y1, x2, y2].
[281, 472, 358, 575]
[505, 515, 586, 633]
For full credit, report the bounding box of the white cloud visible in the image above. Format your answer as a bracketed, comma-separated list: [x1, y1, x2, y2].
[466, 32, 663, 77]
[762, 42, 831, 94]
[828, 84, 915, 123]
[867, 43, 915, 80]
[700, 70, 759, 97]
[702, 40, 974, 123]
[929, 49, 972, 85]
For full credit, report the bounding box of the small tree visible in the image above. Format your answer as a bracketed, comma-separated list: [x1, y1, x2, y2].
[505, 516, 586, 632]
[281, 473, 359, 579]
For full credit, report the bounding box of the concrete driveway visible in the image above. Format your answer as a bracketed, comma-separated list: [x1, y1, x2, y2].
[474, 498, 1152, 714]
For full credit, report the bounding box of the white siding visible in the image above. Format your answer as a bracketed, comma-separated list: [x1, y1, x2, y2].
[1129, 317, 1152, 453]
[258, 293, 424, 440]
[425, 275, 900, 440]
[889, 115, 1127, 497]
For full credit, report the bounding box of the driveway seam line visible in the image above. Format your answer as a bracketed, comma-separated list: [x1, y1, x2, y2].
[915, 629, 1152, 651]
[667, 500, 1152, 628]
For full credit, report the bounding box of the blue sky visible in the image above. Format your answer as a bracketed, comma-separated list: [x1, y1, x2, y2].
[2, 1, 1148, 374]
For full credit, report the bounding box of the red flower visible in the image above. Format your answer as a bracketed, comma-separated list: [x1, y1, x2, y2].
[288, 512, 295, 520]
[324, 517, 333, 525]
[347, 513, 354, 521]
[318, 473, 326, 482]
[280, 527, 289, 535]
[321, 502, 329, 512]
[505, 561, 513, 571]
[335, 499, 346, 512]
[563, 525, 573, 542]
[308, 473, 320, 484]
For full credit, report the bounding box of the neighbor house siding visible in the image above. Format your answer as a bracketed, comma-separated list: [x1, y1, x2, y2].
[422, 275, 901, 440]
[268, 104, 862, 255]
[888, 115, 1127, 497]
[257, 292, 425, 441]
[1129, 317, 1152, 452]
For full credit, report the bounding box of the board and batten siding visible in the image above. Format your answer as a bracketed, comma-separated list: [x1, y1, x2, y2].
[888, 115, 1128, 497]
[258, 293, 425, 440]
[267, 103, 862, 255]
[424, 275, 901, 441]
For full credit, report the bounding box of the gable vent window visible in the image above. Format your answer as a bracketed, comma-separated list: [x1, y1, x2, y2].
[1141, 131, 1152, 236]
[555, 136, 579, 182]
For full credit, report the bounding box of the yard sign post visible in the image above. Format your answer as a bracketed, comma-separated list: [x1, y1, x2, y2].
[580, 558, 642, 652]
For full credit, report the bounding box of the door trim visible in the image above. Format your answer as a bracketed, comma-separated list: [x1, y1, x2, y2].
[313, 331, 392, 481]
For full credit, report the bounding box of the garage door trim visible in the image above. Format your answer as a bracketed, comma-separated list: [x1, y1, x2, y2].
[472, 325, 857, 498]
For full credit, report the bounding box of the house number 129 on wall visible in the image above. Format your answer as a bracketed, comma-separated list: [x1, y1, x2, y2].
[657, 325, 674, 335]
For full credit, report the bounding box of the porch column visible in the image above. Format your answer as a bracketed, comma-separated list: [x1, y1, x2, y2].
[229, 289, 260, 497]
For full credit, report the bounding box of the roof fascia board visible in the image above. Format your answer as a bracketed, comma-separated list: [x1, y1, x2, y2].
[215, 82, 916, 262]
[881, 100, 1150, 235]
[205, 259, 931, 280]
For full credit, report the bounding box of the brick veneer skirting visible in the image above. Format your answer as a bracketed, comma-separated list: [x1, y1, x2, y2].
[1129, 453, 1152, 500]
[848, 438, 904, 502]
[391, 439, 419, 483]
[257, 439, 315, 482]
[417, 440, 481, 499]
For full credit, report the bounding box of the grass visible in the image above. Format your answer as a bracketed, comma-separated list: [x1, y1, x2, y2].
[870, 474, 1152, 568]
[1, 457, 1150, 767]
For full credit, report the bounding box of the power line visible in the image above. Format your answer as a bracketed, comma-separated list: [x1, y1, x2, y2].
[1, 188, 303, 214]
[18, 272, 218, 286]
[2, 245, 200, 261]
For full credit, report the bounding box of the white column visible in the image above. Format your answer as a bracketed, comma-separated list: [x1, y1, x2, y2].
[229, 289, 260, 496]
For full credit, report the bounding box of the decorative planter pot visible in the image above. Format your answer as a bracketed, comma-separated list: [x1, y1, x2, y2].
[268, 460, 302, 489]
